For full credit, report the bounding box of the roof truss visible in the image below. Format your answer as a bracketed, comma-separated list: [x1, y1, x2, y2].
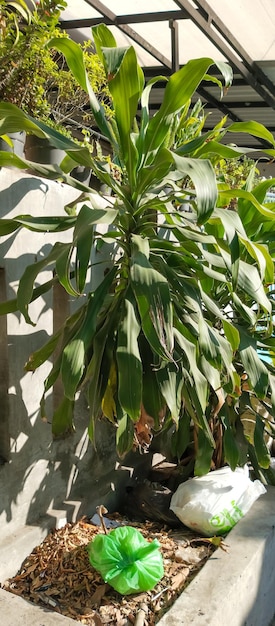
[61, 0, 275, 150]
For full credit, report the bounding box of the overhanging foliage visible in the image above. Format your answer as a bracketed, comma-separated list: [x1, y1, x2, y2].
[1, 24, 275, 481]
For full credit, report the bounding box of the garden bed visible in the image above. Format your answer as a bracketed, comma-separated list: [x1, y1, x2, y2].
[1, 488, 275, 626]
[2, 514, 217, 626]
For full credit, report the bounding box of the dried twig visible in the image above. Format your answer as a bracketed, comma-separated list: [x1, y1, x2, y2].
[151, 586, 169, 602]
[134, 602, 148, 626]
[96, 505, 108, 535]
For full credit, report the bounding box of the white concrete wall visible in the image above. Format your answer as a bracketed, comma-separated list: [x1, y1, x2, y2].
[0, 168, 149, 549]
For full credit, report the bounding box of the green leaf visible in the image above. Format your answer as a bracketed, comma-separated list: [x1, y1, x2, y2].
[174, 324, 208, 414]
[87, 415, 95, 443]
[143, 58, 218, 157]
[61, 338, 86, 400]
[49, 37, 88, 92]
[222, 320, 240, 353]
[220, 413, 239, 470]
[52, 396, 75, 437]
[87, 303, 120, 431]
[253, 177, 275, 204]
[200, 356, 221, 390]
[0, 214, 76, 235]
[218, 188, 275, 222]
[17, 242, 70, 324]
[223, 427, 239, 471]
[0, 134, 13, 147]
[197, 285, 240, 354]
[211, 60, 233, 89]
[0, 103, 82, 154]
[227, 121, 275, 146]
[198, 317, 222, 368]
[116, 414, 135, 458]
[87, 331, 110, 436]
[171, 153, 218, 224]
[0, 275, 56, 316]
[55, 243, 78, 296]
[236, 259, 271, 315]
[130, 234, 174, 361]
[7, 0, 33, 23]
[103, 45, 143, 186]
[140, 339, 165, 427]
[239, 332, 269, 398]
[92, 23, 117, 66]
[72, 202, 117, 295]
[73, 203, 117, 237]
[138, 75, 167, 147]
[0, 219, 22, 236]
[254, 415, 271, 469]
[156, 361, 183, 425]
[117, 292, 142, 422]
[76, 228, 94, 294]
[195, 140, 256, 160]
[239, 237, 274, 283]
[171, 413, 191, 460]
[220, 246, 271, 319]
[48, 37, 114, 144]
[61, 266, 117, 399]
[0, 102, 46, 137]
[134, 148, 171, 200]
[232, 293, 257, 326]
[194, 428, 214, 476]
[25, 331, 62, 371]
[176, 129, 220, 157]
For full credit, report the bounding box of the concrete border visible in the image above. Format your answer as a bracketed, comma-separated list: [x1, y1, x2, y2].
[0, 588, 81, 626]
[1, 487, 275, 626]
[158, 486, 275, 626]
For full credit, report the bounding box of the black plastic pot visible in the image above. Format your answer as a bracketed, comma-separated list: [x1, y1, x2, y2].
[71, 165, 91, 185]
[24, 135, 65, 165]
[89, 173, 111, 194]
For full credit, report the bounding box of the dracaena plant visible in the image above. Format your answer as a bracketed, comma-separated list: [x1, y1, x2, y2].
[1, 24, 275, 482]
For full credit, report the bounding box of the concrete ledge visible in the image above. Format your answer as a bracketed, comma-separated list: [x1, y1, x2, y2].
[0, 520, 83, 625]
[158, 486, 275, 626]
[0, 523, 50, 581]
[1, 487, 275, 626]
[0, 588, 81, 626]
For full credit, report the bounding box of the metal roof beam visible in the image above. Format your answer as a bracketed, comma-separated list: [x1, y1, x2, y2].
[117, 11, 189, 23]
[170, 20, 179, 73]
[144, 66, 250, 87]
[62, 10, 188, 29]
[193, 86, 242, 123]
[194, 0, 275, 98]
[80, 0, 172, 69]
[203, 101, 268, 109]
[173, 0, 275, 109]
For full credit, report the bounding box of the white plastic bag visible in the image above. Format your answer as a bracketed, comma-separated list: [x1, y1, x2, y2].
[170, 465, 266, 536]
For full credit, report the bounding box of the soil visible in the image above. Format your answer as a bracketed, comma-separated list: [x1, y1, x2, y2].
[2, 513, 219, 625]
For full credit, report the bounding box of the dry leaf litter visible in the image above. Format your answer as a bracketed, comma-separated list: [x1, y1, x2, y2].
[2, 513, 219, 625]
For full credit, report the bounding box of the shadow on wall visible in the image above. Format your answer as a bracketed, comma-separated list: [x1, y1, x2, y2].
[0, 176, 50, 218]
[0, 170, 152, 536]
[0, 347, 150, 533]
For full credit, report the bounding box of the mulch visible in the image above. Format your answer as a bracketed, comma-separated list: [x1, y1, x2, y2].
[2, 514, 218, 625]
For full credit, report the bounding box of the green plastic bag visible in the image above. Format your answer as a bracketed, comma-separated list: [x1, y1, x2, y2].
[87, 525, 164, 595]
